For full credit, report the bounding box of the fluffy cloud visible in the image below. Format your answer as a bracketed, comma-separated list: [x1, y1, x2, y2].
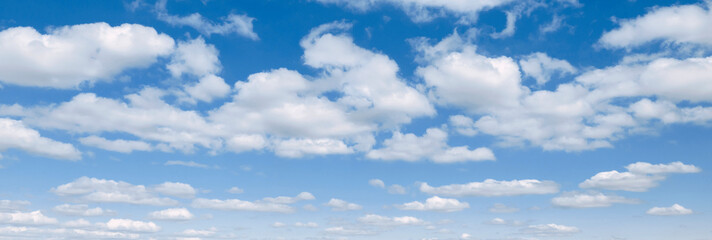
[522, 223, 580, 236]
[357, 214, 425, 226]
[420, 179, 559, 197]
[167, 37, 221, 78]
[155, 0, 258, 39]
[519, 52, 577, 85]
[368, 179, 386, 188]
[78, 136, 152, 154]
[0, 22, 173, 88]
[599, 2, 712, 48]
[295, 222, 319, 228]
[192, 192, 314, 213]
[103, 218, 160, 232]
[325, 198, 362, 211]
[551, 192, 639, 208]
[397, 196, 470, 212]
[412, 31, 712, 152]
[0, 211, 58, 225]
[367, 128, 494, 163]
[53, 204, 112, 216]
[51, 177, 178, 206]
[153, 182, 197, 198]
[314, 0, 515, 23]
[580, 162, 700, 192]
[148, 208, 194, 221]
[646, 204, 693, 216]
[0, 118, 81, 160]
[486, 217, 523, 226]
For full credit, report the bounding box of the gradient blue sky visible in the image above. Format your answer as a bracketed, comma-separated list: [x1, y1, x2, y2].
[0, 0, 711, 239]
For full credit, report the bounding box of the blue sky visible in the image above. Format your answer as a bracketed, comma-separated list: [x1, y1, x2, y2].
[0, 0, 711, 239]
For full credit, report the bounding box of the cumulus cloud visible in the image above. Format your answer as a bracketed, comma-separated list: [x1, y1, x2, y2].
[153, 182, 197, 198]
[51, 177, 179, 206]
[420, 179, 559, 197]
[192, 192, 314, 213]
[367, 128, 495, 163]
[357, 214, 425, 226]
[646, 204, 693, 216]
[53, 204, 113, 216]
[397, 196, 469, 212]
[522, 223, 580, 236]
[78, 136, 152, 154]
[148, 208, 194, 221]
[580, 162, 700, 192]
[325, 198, 362, 211]
[0, 211, 58, 225]
[314, 0, 515, 23]
[551, 191, 639, 208]
[0, 22, 174, 88]
[155, 0, 258, 39]
[0, 118, 81, 160]
[368, 179, 385, 188]
[519, 52, 577, 85]
[103, 218, 160, 232]
[599, 2, 712, 48]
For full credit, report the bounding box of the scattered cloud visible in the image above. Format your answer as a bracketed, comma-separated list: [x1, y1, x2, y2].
[580, 162, 700, 192]
[0, 118, 81, 160]
[53, 204, 113, 216]
[325, 198, 362, 211]
[489, 203, 519, 213]
[148, 208, 194, 221]
[551, 191, 639, 208]
[397, 196, 469, 212]
[155, 0, 258, 39]
[646, 204, 693, 216]
[367, 128, 495, 163]
[51, 177, 179, 206]
[420, 179, 559, 197]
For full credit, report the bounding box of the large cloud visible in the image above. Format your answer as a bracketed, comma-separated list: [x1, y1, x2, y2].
[599, 2, 712, 48]
[366, 128, 494, 163]
[419, 179, 559, 197]
[580, 162, 700, 192]
[51, 177, 182, 206]
[0, 22, 174, 88]
[0, 118, 81, 160]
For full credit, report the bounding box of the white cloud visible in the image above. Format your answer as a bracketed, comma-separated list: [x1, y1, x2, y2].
[0, 200, 30, 212]
[78, 136, 152, 154]
[51, 177, 178, 206]
[522, 223, 580, 236]
[324, 226, 375, 236]
[53, 204, 112, 216]
[183, 74, 231, 103]
[397, 196, 469, 212]
[181, 228, 217, 237]
[599, 2, 712, 48]
[103, 218, 160, 232]
[625, 161, 701, 174]
[192, 192, 314, 213]
[489, 203, 519, 213]
[155, 0, 258, 39]
[295, 222, 319, 228]
[420, 179, 559, 197]
[272, 222, 286, 228]
[551, 191, 639, 208]
[367, 128, 495, 163]
[0, 211, 58, 225]
[368, 179, 385, 188]
[490, 11, 517, 39]
[0, 118, 81, 160]
[148, 208, 194, 221]
[519, 52, 576, 85]
[580, 162, 701, 192]
[153, 182, 197, 198]
[227, 187, 244, 194]
[167, 38, 221, 78]
[357, 214, 425, 226]
[325, 198, 362, 211]
[486, 217, 523, 226]
[646, 204, 693, 216]
[274, 138, 353, 158]
[0, 22, 174, 88]
[449, 115, 478, 136]
[314, 0, 515, 23]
